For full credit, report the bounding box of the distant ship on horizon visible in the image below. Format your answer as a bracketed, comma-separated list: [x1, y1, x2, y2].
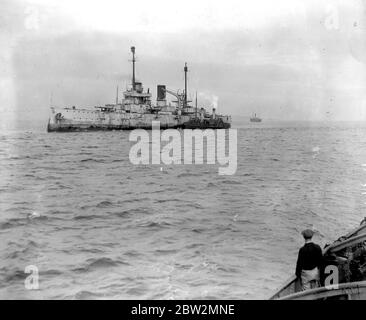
[250, 113, 262, 122]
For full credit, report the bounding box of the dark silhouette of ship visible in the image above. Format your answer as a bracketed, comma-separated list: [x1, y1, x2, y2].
[250, 113, 262, 122]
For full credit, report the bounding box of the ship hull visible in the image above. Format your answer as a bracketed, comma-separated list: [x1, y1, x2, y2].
[183, 121, 231, 129]
[47, 107, 231, 132]
[47, 121, 182, 132]
[47, 107, 188, 132]
[182, 115, 231, 129]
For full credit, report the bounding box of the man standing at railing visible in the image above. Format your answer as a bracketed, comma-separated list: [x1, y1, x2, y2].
[295, 229, 323, 290]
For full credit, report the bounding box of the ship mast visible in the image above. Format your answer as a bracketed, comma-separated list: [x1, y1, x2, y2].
[184, 62, 188, 108]
[131, 46, 136, 91]
[195, 91, 198, 119]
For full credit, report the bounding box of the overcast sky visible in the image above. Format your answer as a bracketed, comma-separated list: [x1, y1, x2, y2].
[1, 0, 366, 130]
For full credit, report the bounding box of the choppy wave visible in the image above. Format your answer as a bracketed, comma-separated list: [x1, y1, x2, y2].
[1, 124, 365, 299]
[73, 257, 128, 273]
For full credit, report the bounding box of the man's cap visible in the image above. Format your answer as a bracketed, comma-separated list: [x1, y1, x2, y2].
[301, 229, 314, 239]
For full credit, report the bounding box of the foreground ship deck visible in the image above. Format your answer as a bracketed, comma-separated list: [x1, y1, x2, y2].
[275, 281, 366, 300]
[270, 219, 366, 300]
[47, 47, 231, 132]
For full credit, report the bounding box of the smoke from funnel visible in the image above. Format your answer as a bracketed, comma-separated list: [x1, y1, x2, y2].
[212, 95, 218, 111]
[198, 92, 219, 110]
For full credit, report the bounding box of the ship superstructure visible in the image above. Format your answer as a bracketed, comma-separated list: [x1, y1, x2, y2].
[47, 47, 231, 132]
[250, 113, 262, 123]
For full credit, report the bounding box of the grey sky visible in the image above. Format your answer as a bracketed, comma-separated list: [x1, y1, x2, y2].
[1, 0, 366, 130]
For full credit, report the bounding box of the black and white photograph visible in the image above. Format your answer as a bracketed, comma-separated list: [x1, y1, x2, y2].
[1, 0, 366, 306]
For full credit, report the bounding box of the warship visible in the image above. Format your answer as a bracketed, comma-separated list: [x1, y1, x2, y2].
[47, 47, 231, 132]
[250, 113, 262, 123]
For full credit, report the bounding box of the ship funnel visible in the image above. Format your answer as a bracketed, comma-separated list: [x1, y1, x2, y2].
[157, 85, 166, 100]
[157, 85, 166, 108]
